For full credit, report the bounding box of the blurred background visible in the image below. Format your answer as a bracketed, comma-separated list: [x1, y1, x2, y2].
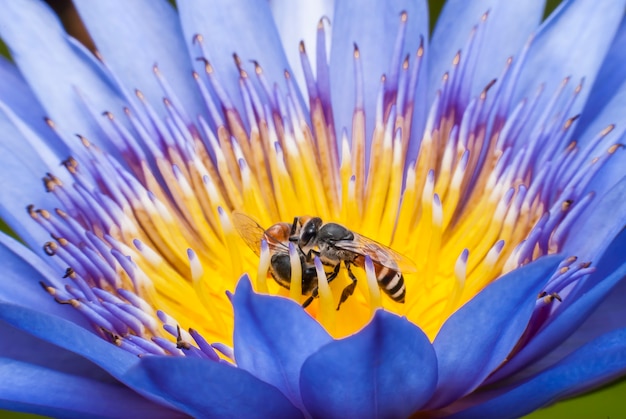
[1, 0, 624, 418]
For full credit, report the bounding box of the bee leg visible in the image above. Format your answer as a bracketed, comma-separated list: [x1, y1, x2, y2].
[302, 292, 316, 308]
[301, 264, 340, 308]
[337, 262, 358, 310]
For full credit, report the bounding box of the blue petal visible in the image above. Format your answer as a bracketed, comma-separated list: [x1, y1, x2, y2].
[0, 358, 182, 419]
[446, 328, 626, 419]
[300, 310, 437, 418]
[122, 356, 303, 419]
[513, 0, 626, 121]
[427, 255, 562, 409]
[429, 0, 544, 102]
[0, 319, 111, 381]
[0, 137, 63, 250]
[329, 0, 428, 143]
[0, 303, 138, 379]
[177, 0, 297, 114]
[0, 0, 127, 155]
[0, 233, 89, 327]
[561, 176, 626, 261]
[73, 0, 204, 120]
[232, 276, 332, 410]
[0, 57, 68, 157]
[574, 16, 626, 137]
[0, 99, 67, 181]
[487, 227, 626, 383]
[0, 305, 178, 416]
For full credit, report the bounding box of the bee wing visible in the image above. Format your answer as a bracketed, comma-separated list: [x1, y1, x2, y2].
[231, 212, 265, 256]
[335, 233, 418, 273]
[231, 212, 290, 256]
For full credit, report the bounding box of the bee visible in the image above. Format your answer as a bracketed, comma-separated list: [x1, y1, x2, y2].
[233, 212, 416, 310]
[232, 213, 340, 307]
[295, 216, 417, 309]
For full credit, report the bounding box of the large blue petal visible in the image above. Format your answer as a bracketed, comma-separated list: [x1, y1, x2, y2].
[0, 304, 190, 413]
[300, 310, 437, 418]
[232, 276, 332, 411]
[0, 0, 127, 155]
[330, 0, 428, 144]
[0, 57, 68, 157]
[574, 15, 626, 137]
[0, 358, 182, 419]
[73, 0, 204, 120]
[0, 303, 137, 379]
[513, 0, 626, 122]
[446, 328, 626, 419]
[0, 233, 89, 327]
[427, 256, 562, 409]
[177, 0, 297, 115]
[486, 227, 626, 383]
[561, 176, 626, 261]
[122, 356, 302, 419]
[0, 319, 111, 381]
[578, 145, 626, 204]
[0, 137, 63, 251]
[429, 0, 544, 102]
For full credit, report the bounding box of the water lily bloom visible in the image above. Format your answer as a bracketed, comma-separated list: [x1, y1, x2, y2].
[1, 0, 626, 417]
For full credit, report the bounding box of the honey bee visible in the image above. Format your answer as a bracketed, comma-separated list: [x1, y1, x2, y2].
[233, 212, 416, 310]
[232, 213, 340, 307]
[295, 216, 417, 309]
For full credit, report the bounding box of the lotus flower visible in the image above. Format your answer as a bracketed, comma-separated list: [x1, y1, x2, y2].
[1, 0, 625, 418]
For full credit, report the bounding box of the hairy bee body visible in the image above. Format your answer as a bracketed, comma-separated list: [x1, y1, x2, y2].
[297, 217, 411, 306]
[232, 214, 338, 307]
[233, 213, 415, 309]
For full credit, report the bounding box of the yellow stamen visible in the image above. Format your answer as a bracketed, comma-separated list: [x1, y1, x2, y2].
[256, 240, 270, 293]
[288, 242, 302, 301]
[364, 256, 382, 316]
[314, 257, 335, 335]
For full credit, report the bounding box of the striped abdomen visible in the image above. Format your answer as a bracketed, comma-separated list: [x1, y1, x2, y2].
[374, 263, 406, 303]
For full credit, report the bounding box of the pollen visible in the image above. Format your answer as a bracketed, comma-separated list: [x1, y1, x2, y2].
[31, 10, 619, 360]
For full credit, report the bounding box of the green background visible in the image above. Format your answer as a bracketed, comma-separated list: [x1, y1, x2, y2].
[1, 0, 625, 417]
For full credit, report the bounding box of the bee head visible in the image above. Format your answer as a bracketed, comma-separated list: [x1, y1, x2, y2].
[298, 217, 322, 247]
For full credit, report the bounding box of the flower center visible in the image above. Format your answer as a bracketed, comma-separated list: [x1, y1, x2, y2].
[32, 12, 618, 358]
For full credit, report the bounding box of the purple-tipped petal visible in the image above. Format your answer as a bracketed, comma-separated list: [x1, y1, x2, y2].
[514, 0, 626, 120]
[487, 228, 626, 383]
[0, 0, 126, 154]
[232, 276, 332, 410]
[300, 310, 437, 418]
[122, 356, 303, 419]
[446, 328, 626, 419]
[73, 0, 203, 119]
[269, 0, 334, 96]
[428, 255, 562, 409]
[0, 358, 182, 419]
[429, 0, 544, 101]
[178, 0, 297, 113]
[330, 0, 428, 138]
